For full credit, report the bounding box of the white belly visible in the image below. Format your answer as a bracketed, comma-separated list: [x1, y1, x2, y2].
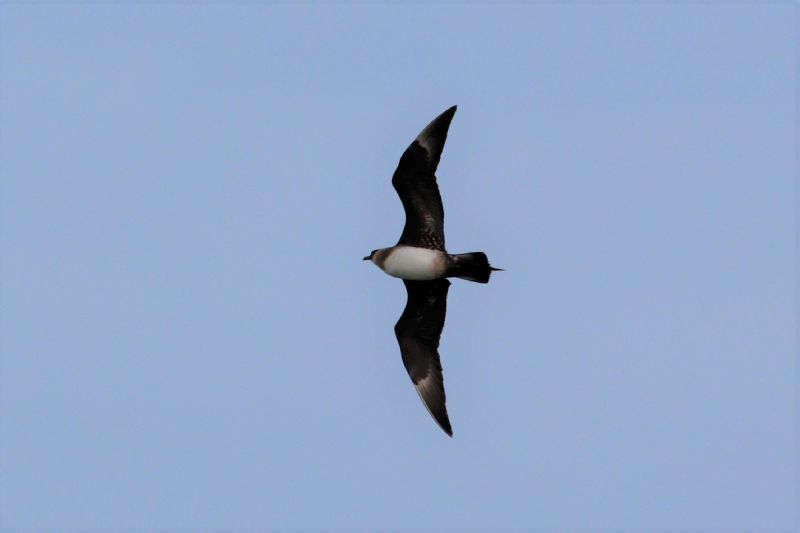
[382, 247, 444, 280]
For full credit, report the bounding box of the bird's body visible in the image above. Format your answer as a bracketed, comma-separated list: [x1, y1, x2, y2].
[372, 246, 449, 281]
[364, 105, 501, 436]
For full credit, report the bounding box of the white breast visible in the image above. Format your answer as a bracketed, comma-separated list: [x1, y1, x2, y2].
[382, 247, 444, 280]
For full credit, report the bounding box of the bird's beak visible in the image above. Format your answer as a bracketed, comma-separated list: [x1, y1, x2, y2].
[363, 256, 370, 261]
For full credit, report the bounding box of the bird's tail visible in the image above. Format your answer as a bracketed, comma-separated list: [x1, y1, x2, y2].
[449, 252, 503, 284]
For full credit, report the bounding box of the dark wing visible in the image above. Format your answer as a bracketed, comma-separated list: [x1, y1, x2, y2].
[394, 279, 452, 436]
[392, 106, 457, 251]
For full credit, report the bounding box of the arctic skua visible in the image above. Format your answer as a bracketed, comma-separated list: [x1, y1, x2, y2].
[364, 105, 501, 436]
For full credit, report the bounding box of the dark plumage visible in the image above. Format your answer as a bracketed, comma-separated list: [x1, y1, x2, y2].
[395, 279, 452, 436]
[392, 106, 455, 251]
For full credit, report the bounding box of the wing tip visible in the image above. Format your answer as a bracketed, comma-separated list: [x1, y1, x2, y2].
[429, 405, 453, 437]
[413, 382, 454, 437]
[432, 104, 458, 128]
[415, 105, 458, 148]
[442, 421, 454, 437]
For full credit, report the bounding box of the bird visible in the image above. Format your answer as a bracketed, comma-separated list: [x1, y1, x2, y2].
[364, 105, 501, 436]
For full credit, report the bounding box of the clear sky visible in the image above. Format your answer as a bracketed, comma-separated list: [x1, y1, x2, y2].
[0, 3, 796, 531]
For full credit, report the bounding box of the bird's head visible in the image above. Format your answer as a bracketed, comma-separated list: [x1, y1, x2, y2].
[363, 249, 378, 262]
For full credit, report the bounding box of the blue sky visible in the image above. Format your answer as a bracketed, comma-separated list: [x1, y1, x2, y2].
[0, 3, 796, 531]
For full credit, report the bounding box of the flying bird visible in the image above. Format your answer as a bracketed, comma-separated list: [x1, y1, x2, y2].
[364, 106, 501, 436]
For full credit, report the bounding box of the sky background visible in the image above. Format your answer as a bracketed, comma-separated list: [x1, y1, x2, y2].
[0, 3, 796, 531]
